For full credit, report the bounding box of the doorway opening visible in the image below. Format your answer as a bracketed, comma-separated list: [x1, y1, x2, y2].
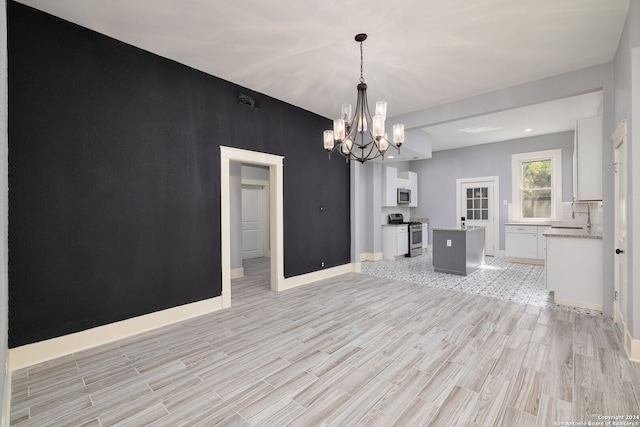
[456, 176, 499, 256]
[220, 146, 284, 309]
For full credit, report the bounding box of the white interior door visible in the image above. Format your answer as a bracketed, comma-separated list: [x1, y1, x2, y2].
[613, 120, 627, 326]
[458, 178, 497, 256]
[242, 186, 263, 260]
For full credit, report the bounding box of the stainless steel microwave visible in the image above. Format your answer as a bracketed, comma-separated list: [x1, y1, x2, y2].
[397, 188, 411, 204]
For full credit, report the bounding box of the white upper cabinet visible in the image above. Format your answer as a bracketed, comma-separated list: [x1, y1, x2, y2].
[398, 171, 418, 207]
[573, 116, 602, 201]
[382, 165, 398, 207]
[382, 167, 418, 207]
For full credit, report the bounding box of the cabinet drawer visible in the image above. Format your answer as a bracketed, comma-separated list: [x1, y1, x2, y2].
[505, 225, 537, 234]
[396, 225, 408, 233]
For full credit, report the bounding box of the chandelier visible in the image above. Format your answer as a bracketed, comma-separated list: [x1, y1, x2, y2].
[323, 33, 404, 163]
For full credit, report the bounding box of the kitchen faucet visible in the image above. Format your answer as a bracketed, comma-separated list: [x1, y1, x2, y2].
[571, 200, 591, 230]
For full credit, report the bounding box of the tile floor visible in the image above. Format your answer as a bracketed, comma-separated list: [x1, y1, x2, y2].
[361, 253, 603, 317]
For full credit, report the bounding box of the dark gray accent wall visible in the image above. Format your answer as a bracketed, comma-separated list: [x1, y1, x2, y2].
[7, 2, 350, 348]
[410, 131, 574, 250]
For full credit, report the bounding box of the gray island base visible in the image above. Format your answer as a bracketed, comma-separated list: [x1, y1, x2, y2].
[432, 226, 485, 276]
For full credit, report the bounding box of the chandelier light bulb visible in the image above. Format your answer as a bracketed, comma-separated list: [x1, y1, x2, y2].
[373, 115, 385, 137]
[375, 101, 387, 120]
[333, 119, 346, 140]
[357, 117, 367, 132]
[341, 104, 352, 122]
[324, 130, 335, 150]
[393, 123, 405, 145]
[341, 137, 353, 155]
[377, 134, 389, 152]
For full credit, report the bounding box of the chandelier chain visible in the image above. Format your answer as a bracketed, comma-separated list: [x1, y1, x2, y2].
[359, 41, 364, 83]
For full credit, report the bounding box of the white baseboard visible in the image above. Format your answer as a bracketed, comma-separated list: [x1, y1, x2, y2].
[8, 296, 223, 371]
[279, 263, 355, 292]
[505, 256, 544, 265]
[621, 318, 640, 363]
[230, 267, 244, 279]
[359, 252, 383, 262]
[553, 297, 602, 312]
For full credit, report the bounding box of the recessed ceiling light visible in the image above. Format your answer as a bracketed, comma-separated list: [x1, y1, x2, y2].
[524, 128, 533, 132]
[458, 126, 504, 133]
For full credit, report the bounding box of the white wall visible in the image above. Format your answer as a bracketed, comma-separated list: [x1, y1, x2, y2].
[614, 0, 639, 340]
[229, 161, 242, 272]
[0, 0, 8, 420]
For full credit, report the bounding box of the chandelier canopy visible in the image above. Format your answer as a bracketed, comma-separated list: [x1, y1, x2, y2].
[323, 33, 404, 163]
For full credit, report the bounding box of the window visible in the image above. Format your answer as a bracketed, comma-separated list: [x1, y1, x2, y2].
[512, 149, 562, 221]
[466, 187, 488, 220]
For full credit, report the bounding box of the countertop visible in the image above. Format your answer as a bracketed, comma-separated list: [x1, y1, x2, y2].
[505, 222, 552, 227]
[432, 226, 484, 232]
[543, 227, 602, 239]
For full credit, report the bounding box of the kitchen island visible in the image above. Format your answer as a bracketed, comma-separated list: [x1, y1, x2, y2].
[432, 226, 485, 275]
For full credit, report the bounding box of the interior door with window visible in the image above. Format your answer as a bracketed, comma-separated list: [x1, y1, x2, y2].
[460, 180, 495, 256]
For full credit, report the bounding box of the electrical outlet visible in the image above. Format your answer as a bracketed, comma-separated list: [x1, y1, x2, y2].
[321, 261, 325, 268]
[446, 239, 452, 247]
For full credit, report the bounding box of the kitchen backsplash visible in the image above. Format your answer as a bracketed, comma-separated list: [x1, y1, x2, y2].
[506, 200, 602, 230]
[562, 201, 603, 229]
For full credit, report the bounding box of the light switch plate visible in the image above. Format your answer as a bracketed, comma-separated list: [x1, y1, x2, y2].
[446, 239, 452, 247]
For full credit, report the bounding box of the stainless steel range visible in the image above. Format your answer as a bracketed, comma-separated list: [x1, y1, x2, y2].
[388, 213, 422, 257]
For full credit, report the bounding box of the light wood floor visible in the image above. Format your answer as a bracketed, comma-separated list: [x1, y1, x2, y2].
[9, 257, 640, 426]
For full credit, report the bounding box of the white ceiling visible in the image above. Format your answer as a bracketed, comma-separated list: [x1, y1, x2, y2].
[16, 0, 629, 155]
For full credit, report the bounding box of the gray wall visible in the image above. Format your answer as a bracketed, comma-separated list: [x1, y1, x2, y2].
[410, 131, 574, 251]
[614, 0, 640, 336]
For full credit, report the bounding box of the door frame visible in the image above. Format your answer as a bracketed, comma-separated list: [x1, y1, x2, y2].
[456, 176, 499, 256]
[612, 120, 628, 329]
[221, 146, 284, 308]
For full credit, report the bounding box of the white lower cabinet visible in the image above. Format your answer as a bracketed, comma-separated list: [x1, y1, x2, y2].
[537, 230, 546, 260]
[382, 225, 408, 260]
[546, 236, 603, 311]
[505, 224, 548, 263]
